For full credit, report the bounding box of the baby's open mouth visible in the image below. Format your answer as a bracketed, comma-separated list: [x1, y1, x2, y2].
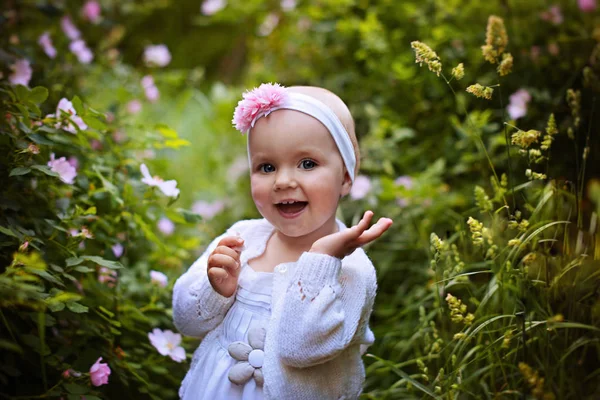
[276, 201, 308, 214]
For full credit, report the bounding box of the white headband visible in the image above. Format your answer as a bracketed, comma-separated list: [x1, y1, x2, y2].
[232, 83, 356, 182]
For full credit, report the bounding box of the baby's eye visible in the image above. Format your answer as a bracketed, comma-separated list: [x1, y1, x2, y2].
[300, 159, 317, 170]
[259, 164, 275, 173]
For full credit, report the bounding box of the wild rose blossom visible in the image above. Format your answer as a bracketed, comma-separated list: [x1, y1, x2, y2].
[89, 357, 111, 386]
[507, 89, 531, 120]
[82, 1, 102, 23]
[9, 59, 32, 87]
[281, 0, 296, 12]
[140, 164, 180, 197]
[192, 200, 225, 220]
[201, 0, 226, 15]
[157, 217, 175, 235]
[126, 99, 142, 114]
[112, 243, 124, 258]
[47, 98, 88, 134]
[38, 32, 57, 58]
[61, 16, 81, 40]
[540, 5, 563, 25]
[350, 175, 372, 200]
[141, 75, 159, 102]
[394, 175, 414, 189]
[579, 0, 597, 12]
[258, 13, 280, 37]
[144, 45, 172, 67]
[48, 154, 77, 184]
[98, 267, 117, 286]
[69, 39, 93, 64]
[150, 270, 168, 287]
[148, 328, 186, 362]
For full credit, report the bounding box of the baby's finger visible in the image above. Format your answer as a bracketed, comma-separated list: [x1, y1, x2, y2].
[352, 211, 374, 236]
[356, 217, 393, 246]
[218, 236, 245, 252]
[208, 253, 240, 274]
[208, 265, 229, 282]
[213, 245, 241, 262]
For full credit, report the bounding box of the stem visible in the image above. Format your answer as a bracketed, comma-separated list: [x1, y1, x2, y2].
[496, 78, 515, 210]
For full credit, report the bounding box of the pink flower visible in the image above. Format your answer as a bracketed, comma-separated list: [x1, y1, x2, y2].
[98, 267, 117, 286]
[89, 357, 110, 386]
[126, 99, 142, 114]
[141, 75, 159, 103]
[232, 83, 289, 133]
[112, 243, 124, 258]
[61, 16, 81, 40]
[143, 45, 172, 67]
[90, 139, 102, 150]
[140, 164, 180, 197]
[68, 156, 79, 170]
[148, 328, 186, 362]
[540, 5, 563, 25]
[396, 197, 409, 208]
[9, 59, 32, 87]
[38, 32, 57, 58]
[48, 154, 77, 184]
[578, 0, 597, 12]
[47, 98, 88, 134]
[192, 200, 225, 220]
[281, 0, 297, 12]
[258, 13, 280, 37]
[507, 89, 531, 120]
[82, 1, 102, 23]
[157, 217, 175, 236]
[69, 39, 94, 64]
[394, 175, 414, 189]
[112, 130, 126, 143]
[201, 0, 226, 15]
[150, 270, 168, 287]
[350, 175, 372, 200]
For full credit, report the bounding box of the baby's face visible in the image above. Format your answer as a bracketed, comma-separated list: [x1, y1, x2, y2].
[249, 109, 352, 239]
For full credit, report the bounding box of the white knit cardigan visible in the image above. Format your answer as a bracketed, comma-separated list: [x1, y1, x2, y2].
[172, 218, 377, 400]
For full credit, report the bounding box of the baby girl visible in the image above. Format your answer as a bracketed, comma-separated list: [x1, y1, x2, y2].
[173, 83, 392, 399]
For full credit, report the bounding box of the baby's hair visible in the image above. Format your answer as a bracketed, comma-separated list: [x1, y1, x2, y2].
[287, 86, 360, 178]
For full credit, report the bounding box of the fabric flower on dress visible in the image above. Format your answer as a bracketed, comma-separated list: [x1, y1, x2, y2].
[148, 328, 186, 362]
[227, 326, 266, 386]
[232, 83, 288, 134]
[140, 163, 180, 197]
[89, 357, 111, 386]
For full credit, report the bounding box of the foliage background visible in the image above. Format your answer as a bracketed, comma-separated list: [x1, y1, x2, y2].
[1, 0, 599, 399]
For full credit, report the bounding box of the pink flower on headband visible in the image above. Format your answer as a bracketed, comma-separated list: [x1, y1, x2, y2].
[232, 83, 288, 134]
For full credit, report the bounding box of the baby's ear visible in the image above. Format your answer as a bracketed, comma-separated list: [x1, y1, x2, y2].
[340, 170, 353, 197]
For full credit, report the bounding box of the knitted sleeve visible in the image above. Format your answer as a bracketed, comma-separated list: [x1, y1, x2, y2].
[172, 221, 244, 338]
[275, 249, 377, 368]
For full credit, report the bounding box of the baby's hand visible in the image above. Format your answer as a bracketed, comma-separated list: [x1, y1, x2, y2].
[207, 236, 244, 298]
[309, 211, 392, 259]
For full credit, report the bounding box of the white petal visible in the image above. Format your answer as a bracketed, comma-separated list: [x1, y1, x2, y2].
[163, 330, 182, 347]
[228, 341, 252, 361]
[248, 326, 266, 350]
[158, 180, 180, 197]
[228, 362, 254, 385]
[169, 346, 186, 362]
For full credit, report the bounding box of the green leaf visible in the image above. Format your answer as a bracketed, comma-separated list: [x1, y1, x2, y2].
[0, 339, 23, 354]
[71, 96, 84, 116]
[156, 124, 178, 139]
[15, 103, 30, 127]
[28, 133, 56, 145]
[66, 257, 84, 267]
[65, 383, 89, 395]
[74, 266, 94, 273]
[24, 268, 64, 287]
[81, 115, 106, 131]
[14, 85, 30, 102]
[81, 256, 123, 269]
[25, 101, 41, 115]
[178, 209, 203, 224]
[0, 226, 18, 238]
[48, 302, 65, 312]
[9, 167, 31, 177]
[28, 87, 49, 104]
[30, 165, 60, 178]
[66, 302, 88, 313]
[98, 306, 115, 318]
[164, 138, 191, 149]
[84, 206, 97, 215]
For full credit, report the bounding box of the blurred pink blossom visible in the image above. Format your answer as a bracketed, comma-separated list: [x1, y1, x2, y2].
[396, 197, 409, 208]
[68, 156, 79, 170]
[140, 164, 180, 197]
[126, 99, 142, 114]
[540, 5, 563, 25]
[144, 44, 171, 67]
[89, 357, 110, 386]
[112, 243, 124, 258]
[61, 16, 81, 40]
[47, 98, 88, 134]
[507, 89, 531, 120]
[48, 153, 77, 184]
[9, 59, 32, 87]
[112, 130, 127, 143]
[69, 39, 93, 64]
[150, 270, 168, 287]
[258, 13, 280, 36]
[82, 1, 102, 23]
[90, 139, 102, 150]
[98, 267, 117, 286]
[141, 75, 159, 102]
[394, 175, 414, 189]
[157, 217, 175, 235]
[38, 32, 57, 58]
[148, 328, 185, 362]
[192, 200, 225, 220]
[578, 0, 597, 12]
[201, 0, 226, 15]
[350, 175, 372, 200]
[281, 0, 297, 12]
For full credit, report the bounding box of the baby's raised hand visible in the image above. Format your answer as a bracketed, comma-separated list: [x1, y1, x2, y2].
[207, 236, 244, 298]
[310, 211, 393, 259]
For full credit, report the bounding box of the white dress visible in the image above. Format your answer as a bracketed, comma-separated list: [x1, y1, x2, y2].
[182, 263, 273, 400]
